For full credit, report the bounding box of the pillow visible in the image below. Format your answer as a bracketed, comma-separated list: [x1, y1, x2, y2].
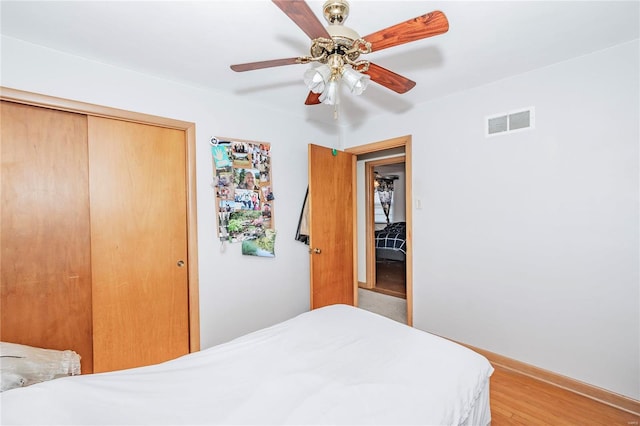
[0, 342, 81, 391]
[0, 371, 27, 392]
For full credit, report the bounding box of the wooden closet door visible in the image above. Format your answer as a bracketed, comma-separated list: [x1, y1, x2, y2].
[1, 101, 94, 373]
[88, 117, 189, 373]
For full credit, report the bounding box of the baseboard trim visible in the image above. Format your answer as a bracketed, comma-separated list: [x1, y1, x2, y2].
[464, 344, 640, 416]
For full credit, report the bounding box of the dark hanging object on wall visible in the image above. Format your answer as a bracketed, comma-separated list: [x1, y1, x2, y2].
[375, 175, 398, 225]
[295, 187, 310, 245]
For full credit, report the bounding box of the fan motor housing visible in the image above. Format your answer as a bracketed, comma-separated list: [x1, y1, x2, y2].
[317, 0, 363, 62]
[310, 33, 362, 64]
[323, 0, 349, 24]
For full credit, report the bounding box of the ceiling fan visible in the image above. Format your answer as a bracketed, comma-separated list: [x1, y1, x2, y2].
[230, 0, 449, 106]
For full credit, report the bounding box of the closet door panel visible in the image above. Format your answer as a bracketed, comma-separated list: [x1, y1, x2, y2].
[1, 101, 93, 373]
[88, 117, 189, 373]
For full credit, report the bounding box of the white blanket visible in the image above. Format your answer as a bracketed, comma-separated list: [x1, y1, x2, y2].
[1, 305, 493, 425]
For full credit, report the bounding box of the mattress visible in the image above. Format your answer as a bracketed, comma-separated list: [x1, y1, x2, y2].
[1, 304, 494, 425]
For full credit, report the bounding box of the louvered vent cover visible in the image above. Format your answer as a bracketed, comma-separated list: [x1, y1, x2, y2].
[486, 107, 534, 136]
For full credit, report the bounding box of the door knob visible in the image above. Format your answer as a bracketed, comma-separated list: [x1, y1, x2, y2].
[177, 260, 185, 267]
[311, 248, 321, 254]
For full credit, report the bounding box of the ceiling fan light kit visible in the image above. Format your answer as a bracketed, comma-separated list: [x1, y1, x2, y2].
[230, 0, 449, 108]
[303, 64, 332, 94]
[319, 78, 340, 105]
[342, 67, 370, 96]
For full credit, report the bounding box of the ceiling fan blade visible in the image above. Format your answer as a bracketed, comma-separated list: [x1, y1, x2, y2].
[363, 10, 449, 52]
[230, 57, 301, 72]
[304, 91, 321, 105]
[364, 63, 416, 94]
[272, 0, 331, 40]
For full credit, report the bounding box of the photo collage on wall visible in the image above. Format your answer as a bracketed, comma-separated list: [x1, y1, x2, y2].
[211, 137, 276, 257]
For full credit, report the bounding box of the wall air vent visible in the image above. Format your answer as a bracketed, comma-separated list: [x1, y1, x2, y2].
[486, 107, 535, 137]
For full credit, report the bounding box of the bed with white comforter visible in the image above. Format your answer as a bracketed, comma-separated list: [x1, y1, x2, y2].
[1, 304, 493, 425]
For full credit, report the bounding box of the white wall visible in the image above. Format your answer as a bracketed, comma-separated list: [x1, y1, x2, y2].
[392, 172, 406, 222]
[344, 40, 640, 399]
[1, 36, 340, 349]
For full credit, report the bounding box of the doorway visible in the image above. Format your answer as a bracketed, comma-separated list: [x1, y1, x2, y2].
[345, 136, 413, 326]
[367, 159, 406, 299]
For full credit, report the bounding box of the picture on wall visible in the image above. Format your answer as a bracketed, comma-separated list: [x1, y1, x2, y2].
[211, 137, 275, 255]
[242, 229, 276, 258]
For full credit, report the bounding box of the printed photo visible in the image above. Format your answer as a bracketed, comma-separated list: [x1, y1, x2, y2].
[215, 171, 234, 199]
[234, 189, 260, 211]
[235, 168, 259, 191]
[261, 186, 273, 202]
[242, 229, 276, 258]
[227, 210, 266, 243]
[231, 142, 252, 168]
[211, 144, 232, 169]
[219, 200, 235, 212]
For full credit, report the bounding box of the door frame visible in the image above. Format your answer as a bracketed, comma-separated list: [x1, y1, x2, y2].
[346, 135, 413, 326]
[0, 86, 201, 351]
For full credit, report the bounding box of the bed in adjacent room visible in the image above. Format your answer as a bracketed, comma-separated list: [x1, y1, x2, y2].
[375, 221, 407, 262]
[1, 304, 494, 425]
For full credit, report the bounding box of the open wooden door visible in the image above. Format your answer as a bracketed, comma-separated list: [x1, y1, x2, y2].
[308, 144, 357, 309]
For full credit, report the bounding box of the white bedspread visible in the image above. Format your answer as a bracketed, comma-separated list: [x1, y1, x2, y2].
[0, 305, 493, 425]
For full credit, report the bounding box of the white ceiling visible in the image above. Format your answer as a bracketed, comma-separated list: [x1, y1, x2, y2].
[1, 1, 638, 127]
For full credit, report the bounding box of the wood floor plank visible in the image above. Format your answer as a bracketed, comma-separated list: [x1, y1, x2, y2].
[491, 366, 640, 426]
[374, 260, 406, 298]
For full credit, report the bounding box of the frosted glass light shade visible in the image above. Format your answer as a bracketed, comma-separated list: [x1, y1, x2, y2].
[303, 64, 332, 94]
[342, 67, 370, 95]
[319, 79, 340, 105]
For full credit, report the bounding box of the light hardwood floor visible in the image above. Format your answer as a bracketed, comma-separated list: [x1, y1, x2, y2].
[491, 365, 640, 425]
[373, 260, 406, 299]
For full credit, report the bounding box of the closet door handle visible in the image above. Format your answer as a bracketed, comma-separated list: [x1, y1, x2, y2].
[177, 260, 185, 267]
